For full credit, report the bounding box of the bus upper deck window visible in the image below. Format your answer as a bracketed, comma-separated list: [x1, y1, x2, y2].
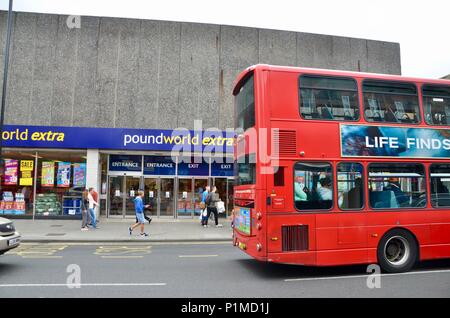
[363, 80, 420, 124]
[235, 74, 255, 132]
[299, 75, 359, 121]
[423, 85, 450, 126]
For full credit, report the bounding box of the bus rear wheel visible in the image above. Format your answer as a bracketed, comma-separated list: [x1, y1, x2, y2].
[377, 229, 418, 273]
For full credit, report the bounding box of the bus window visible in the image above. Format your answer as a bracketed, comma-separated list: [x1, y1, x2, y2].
[423, 85, 450, 126]
[337, 163, 364, 210]
[294, 162, 333, 210]
[235, 74, 255, 132]
[368, 163, 426, 209]
[430, 164, 450, 207]
[363, 80, 420, 124]
[299, 75, 359, 121]
[235, 154, 256, 186]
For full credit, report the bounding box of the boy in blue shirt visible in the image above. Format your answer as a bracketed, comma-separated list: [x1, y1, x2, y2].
[128, 191, 149, 237]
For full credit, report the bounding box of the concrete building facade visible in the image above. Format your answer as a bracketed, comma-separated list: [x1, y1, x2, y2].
[0, 11, 401, 220]
[0, 11, 401, 130]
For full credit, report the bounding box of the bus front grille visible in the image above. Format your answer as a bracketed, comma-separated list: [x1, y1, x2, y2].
[282, 225, 309, 251]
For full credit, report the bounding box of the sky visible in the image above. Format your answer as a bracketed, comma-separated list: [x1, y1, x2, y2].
[1, 0, 449, 79]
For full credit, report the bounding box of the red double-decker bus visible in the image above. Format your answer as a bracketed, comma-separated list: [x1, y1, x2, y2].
[232, 64, 450, 273]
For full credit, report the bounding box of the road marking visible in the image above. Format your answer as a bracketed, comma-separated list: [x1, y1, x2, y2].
[94, 245, 151, 257]
[101, 256, 144, 259]
[9, 244, 68, 258]
[284, 269, 450, 282]
[0, 283, 166, 288]
[17, 241, 229, 246]
[21, 256, 63, 259]
[178, 254, 219, 258]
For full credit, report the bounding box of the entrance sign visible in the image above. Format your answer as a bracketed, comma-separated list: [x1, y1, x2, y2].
[143, 156, 176, 175]
[109, 155, 142, 172]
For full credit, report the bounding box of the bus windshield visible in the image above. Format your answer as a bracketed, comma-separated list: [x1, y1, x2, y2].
[235, 74, 255, 132]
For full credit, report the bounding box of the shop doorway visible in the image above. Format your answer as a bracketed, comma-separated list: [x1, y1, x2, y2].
[213, 178, 234, 217]
[177, 178, 209, 218]
[107, 175, 141, 218]
[143, 177, 175, 218]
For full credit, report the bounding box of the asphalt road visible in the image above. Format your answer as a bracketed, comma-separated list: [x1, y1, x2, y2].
[0, 242, 449, 298]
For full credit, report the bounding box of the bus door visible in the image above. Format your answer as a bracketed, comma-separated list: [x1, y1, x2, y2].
[267, 165, 315, 256]
[334, 163, 367, 258]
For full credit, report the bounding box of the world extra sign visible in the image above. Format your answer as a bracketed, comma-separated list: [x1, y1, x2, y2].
[0, 125, 235, 153]
[340, 124, 450, 158]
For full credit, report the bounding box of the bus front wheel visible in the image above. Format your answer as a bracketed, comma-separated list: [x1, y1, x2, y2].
[377, 229, 418, 273]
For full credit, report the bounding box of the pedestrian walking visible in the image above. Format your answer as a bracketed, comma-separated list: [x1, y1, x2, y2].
[88, 187, 99, 229]
[205, 186, 222, 228]
[200, 186, 210, 225]
[81, 188, 90, 231]
[91, 187, 99, 223]
[137, 200, 152, 224]
[129, 190, 149, 237]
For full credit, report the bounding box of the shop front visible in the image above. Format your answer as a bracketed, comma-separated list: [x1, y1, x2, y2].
[0, 124, 235, 219]
[0, 148, 87, 218]
[104, 154, 233, 219]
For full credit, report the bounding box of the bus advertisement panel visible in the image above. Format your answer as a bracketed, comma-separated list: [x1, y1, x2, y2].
[341, 124, 450, 158]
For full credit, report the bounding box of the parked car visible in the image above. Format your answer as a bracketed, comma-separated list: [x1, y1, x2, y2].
[0, 217, 21, 255]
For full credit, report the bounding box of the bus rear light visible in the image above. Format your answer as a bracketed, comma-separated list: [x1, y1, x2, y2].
[256, 212, 262, 220]
[257, 223, 262, 230]
[256, 243, 262, 252]
[271, 237, 278, 241]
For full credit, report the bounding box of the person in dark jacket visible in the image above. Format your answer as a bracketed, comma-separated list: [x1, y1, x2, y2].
[81, 189, 90, 231]
[205, 186, 222, 228]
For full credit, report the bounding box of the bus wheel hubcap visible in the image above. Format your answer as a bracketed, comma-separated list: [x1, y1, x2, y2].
[384, 236, 410, 266]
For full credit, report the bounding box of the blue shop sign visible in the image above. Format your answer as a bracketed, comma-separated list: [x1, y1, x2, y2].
[211, 161, 234, 177]
[177, 157, 209, 176]
[109, 155, 142, 172]
[143, 156, 176, 176]
[0, 124, 235, 153]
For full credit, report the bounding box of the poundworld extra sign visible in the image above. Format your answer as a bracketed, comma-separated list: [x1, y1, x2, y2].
[1, 125, 235, 153]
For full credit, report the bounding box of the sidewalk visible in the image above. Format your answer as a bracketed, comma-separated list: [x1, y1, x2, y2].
[12, 217, 233, 243]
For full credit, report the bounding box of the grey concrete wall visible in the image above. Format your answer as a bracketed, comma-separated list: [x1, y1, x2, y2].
[0, 11, 402, 130]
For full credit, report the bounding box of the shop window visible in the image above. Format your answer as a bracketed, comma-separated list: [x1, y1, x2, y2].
[337, 163, 364, 210]
[0, 150, 37, 216]
[368, 163, 426, 209]
[430, 164, 450, 207]
[294, 162, 333, 210]
[363, 80, 420, 124]
[34, 151, 87, 217]
[299, 75, 359, 121]
[423, 84, 450, 126]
